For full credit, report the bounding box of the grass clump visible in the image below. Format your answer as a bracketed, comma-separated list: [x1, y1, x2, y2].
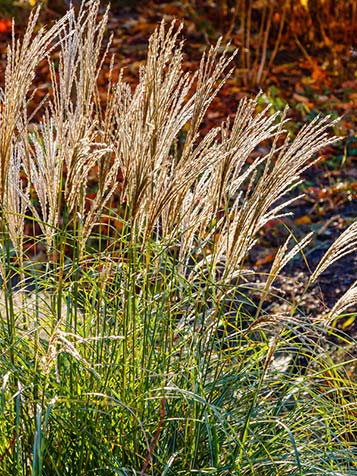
[0, 2, 356, 475]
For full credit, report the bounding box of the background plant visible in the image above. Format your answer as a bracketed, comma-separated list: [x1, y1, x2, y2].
[174, 0, 357, 87]
[0, 2, 356, 475]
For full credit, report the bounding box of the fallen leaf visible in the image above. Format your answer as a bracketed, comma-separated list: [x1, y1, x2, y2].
[294, 215, 312, 225]
[0, 19, 11, 34]
[293, 93, 309, 103]
[255, 252, 275, 267]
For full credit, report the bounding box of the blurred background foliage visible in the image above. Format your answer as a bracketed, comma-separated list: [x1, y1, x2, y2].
[0, 0, 355, 89]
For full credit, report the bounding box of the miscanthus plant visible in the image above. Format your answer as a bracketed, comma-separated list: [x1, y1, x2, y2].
[0, 2, 356, 475]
